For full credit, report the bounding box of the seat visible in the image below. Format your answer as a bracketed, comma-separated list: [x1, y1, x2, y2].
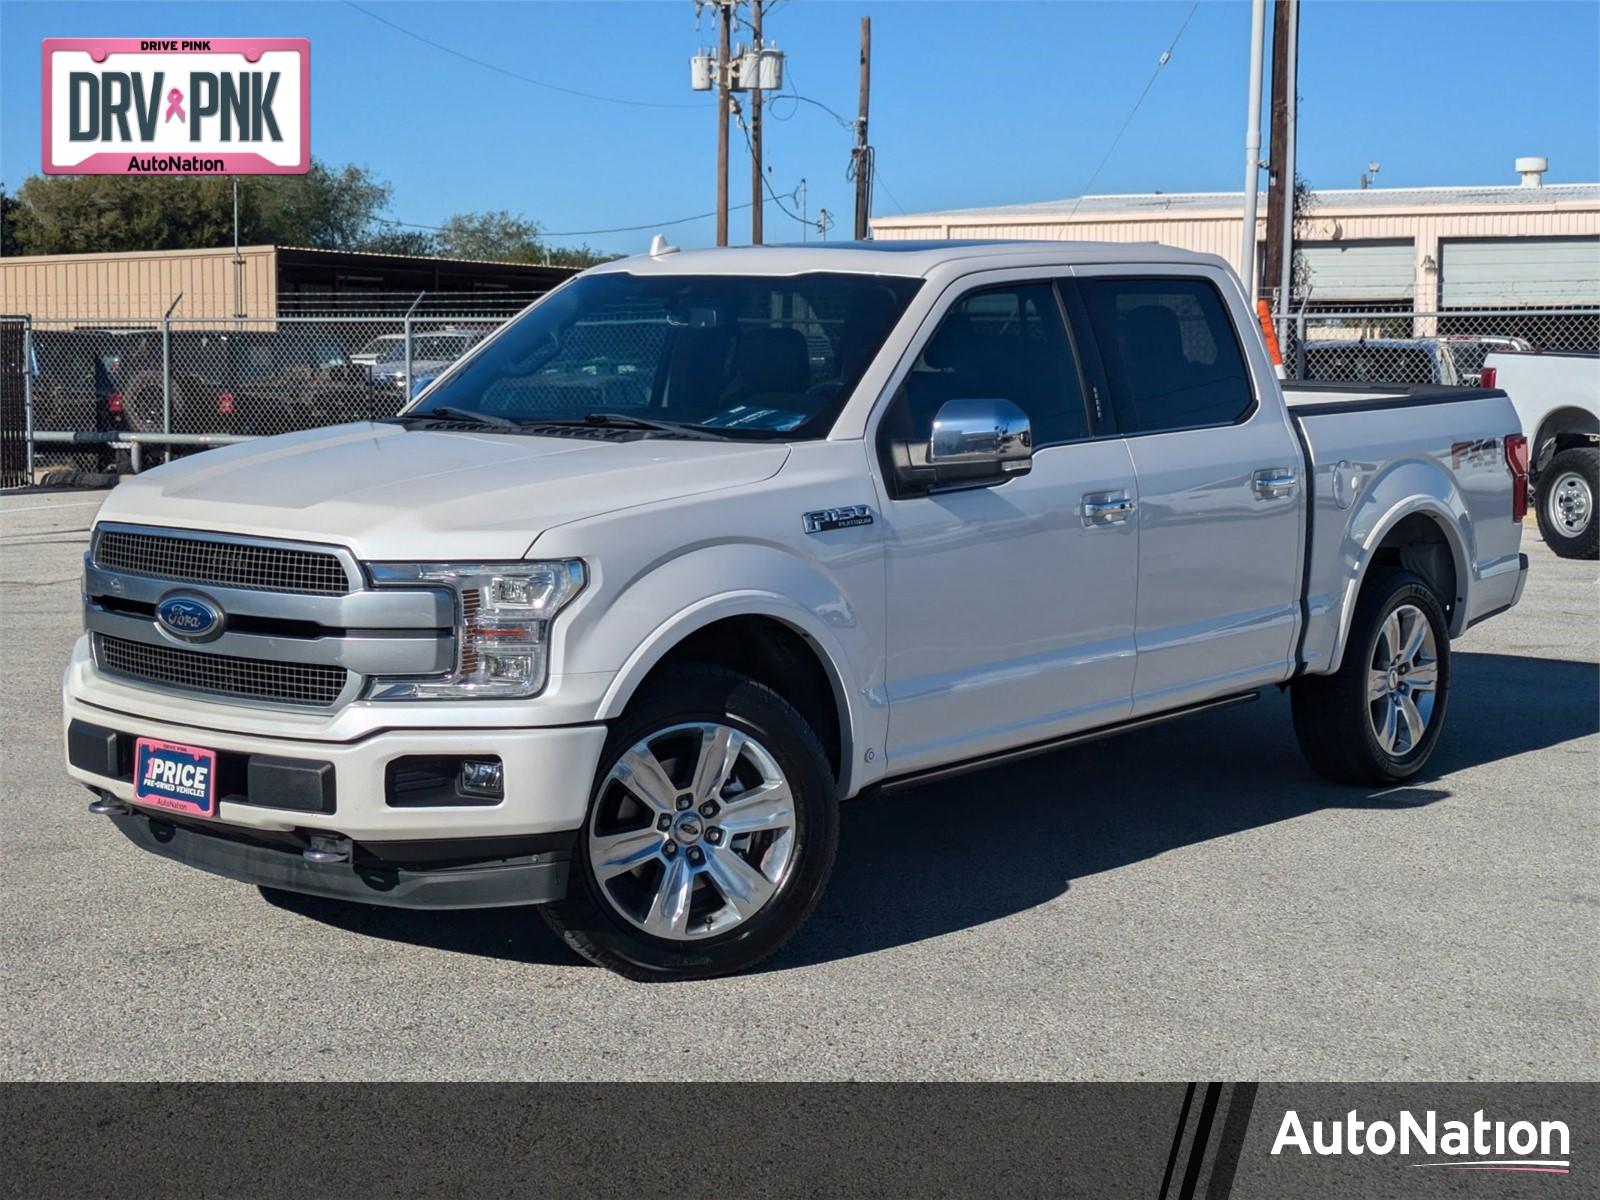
[724, 327, 810, 407]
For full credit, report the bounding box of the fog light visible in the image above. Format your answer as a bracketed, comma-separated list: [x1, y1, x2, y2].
[459, 759, 504, 799]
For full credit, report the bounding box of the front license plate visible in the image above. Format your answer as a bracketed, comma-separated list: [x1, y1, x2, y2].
[133, 738, 218, 819]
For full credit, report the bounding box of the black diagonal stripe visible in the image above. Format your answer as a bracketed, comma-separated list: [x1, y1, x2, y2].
[1177, 1082, 1224, 1200]
[1158, 1082, 1197, 1200]
[1206, 1083, 1259, 1200]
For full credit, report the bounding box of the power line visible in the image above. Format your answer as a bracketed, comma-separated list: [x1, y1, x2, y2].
[871, 158, 907, 215]
[373, 191, 797, 240]
[1065, 1, 1202, 222]
[764, 63, 854, 128]
[733, 109, 811, 227]
[344, 1, 699, 110]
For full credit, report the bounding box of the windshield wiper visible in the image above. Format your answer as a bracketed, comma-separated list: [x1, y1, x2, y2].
[530, 412, 732, 441]
[398, 405, 519, 429]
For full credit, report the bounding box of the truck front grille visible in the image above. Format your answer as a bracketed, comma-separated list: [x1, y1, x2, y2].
[94, 529, 351, 595]
[93, 634, 349, 708]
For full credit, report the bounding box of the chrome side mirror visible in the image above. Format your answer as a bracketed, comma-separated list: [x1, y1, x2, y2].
[926, 398, 1033, 485]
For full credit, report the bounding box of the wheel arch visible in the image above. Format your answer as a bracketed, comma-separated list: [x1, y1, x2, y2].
[1533, 406, 1600, 473]
[1328, 499, 1469, 674]
[583, 549, 870, 798]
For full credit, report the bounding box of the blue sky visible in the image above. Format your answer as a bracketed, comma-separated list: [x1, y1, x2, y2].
[3, 0, 1597, 255]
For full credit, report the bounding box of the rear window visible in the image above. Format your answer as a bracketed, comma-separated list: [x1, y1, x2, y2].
[1304, 345, 1437, 385]
[1078, 277, 1254, 433]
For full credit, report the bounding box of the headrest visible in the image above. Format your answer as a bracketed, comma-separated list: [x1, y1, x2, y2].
[734, 326, 810, 394]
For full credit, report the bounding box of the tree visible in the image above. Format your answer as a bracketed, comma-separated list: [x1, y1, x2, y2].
[0, 188, 20, 256]
[359, 227, 438, 257]
[5, 168, 619, 267]
[433, 210, 544, 262]
[7, 161, 394, 254]
[433, 209, 618, 268]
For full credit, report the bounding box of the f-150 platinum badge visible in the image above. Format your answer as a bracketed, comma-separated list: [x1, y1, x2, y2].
[803, 505, 875, 534]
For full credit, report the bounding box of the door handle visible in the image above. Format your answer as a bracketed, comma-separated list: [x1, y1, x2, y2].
[1252, 467, 1299, 498]
[1081, 491, 1136, 525]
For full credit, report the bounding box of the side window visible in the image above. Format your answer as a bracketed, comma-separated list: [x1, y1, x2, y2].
[898, 282, 1089, 448]
[1078, 277, 1253, 433]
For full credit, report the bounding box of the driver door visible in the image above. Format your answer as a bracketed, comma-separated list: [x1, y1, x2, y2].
[871, 278, 1140, 775]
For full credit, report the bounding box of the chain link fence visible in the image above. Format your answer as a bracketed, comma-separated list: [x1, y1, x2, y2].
[10, 309, 512, 476]
[4, 299, 1598, 484]
[1278, 306, 1600, 386]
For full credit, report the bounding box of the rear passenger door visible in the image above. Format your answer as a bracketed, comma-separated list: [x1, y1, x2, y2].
[1067, 268, 1305, 715]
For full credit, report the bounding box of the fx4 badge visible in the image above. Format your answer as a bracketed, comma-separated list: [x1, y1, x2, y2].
[803, 505, 875, 534]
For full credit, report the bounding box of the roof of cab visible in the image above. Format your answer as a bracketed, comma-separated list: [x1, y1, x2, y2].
[588, 238, 1225, 279]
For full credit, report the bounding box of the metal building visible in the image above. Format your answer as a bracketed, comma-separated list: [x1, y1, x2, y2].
[870, 163, 1600, 311]
[0, 244, 577, 322]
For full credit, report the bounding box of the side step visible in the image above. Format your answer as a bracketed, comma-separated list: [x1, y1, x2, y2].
[877, 691, 1260, 793]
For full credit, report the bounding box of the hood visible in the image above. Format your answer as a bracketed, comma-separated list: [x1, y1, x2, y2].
[98, 422, 790, 560]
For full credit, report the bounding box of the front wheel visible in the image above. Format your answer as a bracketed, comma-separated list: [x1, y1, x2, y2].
[1291, 570, 1452, 786]
[1535, 446, 1598, 560]
[542, 665, 838, 981]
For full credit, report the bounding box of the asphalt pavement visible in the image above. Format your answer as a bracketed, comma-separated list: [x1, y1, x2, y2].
[2, 488, 1595, 1081]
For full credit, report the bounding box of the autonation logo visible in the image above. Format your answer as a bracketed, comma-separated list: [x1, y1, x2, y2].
[1272, 1108, 1571, 1175]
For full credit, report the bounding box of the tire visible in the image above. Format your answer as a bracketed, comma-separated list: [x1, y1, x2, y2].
[1535, 446, 1598, 560]
[542, 665, 839, 981]
[1291, 569, 1452, 786]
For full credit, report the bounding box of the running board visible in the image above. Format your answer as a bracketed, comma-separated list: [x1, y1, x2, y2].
[876, 691, 1261, 793]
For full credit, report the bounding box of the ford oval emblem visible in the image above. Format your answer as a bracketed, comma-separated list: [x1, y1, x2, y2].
[156, 594, 223, 641]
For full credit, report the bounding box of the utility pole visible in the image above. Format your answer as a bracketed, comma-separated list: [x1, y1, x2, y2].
[750, 1, 764, 244]
[1261, 1, 1289, 305]
[1262, 0, 1298, 311]
[1238, 0, 1267, 295]
[1275, 0, 1300, 338]
[852, 16, 871, 240]
[716, 0, 732, 247]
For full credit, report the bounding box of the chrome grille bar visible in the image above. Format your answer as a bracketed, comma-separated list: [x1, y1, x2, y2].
[94, 526, 353, 595]
[94, 633, 349, 708]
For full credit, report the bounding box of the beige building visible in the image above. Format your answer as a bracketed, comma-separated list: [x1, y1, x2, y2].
[871, 169, 1600, 314]
[0, 245, 575, 323]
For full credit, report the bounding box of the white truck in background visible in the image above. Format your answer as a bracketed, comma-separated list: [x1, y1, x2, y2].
[1481, 350, 1600, 559]
[65, 241, 1530, 981]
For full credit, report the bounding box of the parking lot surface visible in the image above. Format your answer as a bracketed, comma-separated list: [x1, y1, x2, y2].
[3, 488, 1595, 1081]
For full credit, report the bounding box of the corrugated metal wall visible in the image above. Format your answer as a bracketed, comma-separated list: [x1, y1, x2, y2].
[1297, 241, 1415, 301]
[0, 246, 278, 322]
[1440, 236, 1600, 306]
[875, 198, 1600, 306]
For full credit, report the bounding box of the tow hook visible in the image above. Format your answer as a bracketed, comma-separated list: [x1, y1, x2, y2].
[302, 834, 353, 864]
[87, 793, 131, 816]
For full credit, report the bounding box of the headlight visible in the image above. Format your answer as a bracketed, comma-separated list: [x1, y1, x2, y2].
[365, 560, 585, 700]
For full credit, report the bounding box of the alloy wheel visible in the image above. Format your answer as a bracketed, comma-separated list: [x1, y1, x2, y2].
[587, 722, 797, 941]
[1366, 603, 1439, 756]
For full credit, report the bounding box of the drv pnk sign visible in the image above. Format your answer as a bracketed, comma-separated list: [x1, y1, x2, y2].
[42, 38, 309, 174]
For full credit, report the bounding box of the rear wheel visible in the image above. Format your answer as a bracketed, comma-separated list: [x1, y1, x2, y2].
[1535, 446, 1598, 560]
[1291, 570, 1452, 786]
[542, 665, 838, 981]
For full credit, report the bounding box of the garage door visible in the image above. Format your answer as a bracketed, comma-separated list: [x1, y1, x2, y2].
[1296, 241, 1414, 303]
[1441, 237, 1600, 307]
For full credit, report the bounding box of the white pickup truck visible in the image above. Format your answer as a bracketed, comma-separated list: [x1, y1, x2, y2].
[64, 241, 1530, 980]
[1481, 349, 1599, 559]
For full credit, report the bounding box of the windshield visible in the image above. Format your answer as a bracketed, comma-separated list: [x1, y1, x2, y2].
[411, 271, 922, 438]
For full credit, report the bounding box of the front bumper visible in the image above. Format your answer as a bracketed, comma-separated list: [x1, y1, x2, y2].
[104, 808, 569, 909]
[65, 690, 608, 842]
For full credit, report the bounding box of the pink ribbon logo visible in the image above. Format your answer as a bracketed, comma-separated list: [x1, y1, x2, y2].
[164, 88, 185, 123]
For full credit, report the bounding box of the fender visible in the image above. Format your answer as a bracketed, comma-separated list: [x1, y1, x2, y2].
[571, 542, 882, 798]
[1322, 461, 1473, 674]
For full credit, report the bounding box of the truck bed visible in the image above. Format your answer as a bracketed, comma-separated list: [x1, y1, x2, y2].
[1284, 380, 1526, 675]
